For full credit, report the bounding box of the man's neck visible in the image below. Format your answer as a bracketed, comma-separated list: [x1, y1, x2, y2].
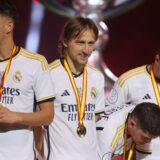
[0, 43, 15, 60]
[66, 57, 84, 74]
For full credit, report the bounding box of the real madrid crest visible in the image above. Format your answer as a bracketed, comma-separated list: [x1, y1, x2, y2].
[90, 87, 97, 99]
[13, 71, 22, 83]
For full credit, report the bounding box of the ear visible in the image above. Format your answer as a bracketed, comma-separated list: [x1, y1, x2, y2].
[5, 18, 14, 34]
[128, 118, 137, 130]
[62, 40, 68, 48]
[155, 54, 160, 64]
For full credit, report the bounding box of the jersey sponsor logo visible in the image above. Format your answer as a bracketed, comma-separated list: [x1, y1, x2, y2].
[2, 87, 20, 96]
[61, 103, 95, 121]
[61, 90, 70, 96]
[1, 87, 20, 104]
[90, 87, 97, 99]
[106, 88, 118, 104]
[142, 94, 151, 100]
[13, 71, 22, 83]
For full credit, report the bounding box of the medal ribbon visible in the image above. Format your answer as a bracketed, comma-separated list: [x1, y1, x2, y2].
[0, 45, 16, 102]
[150, 64, 160, 106]
[123, 124, 135, 160]
[64, 59, 87, 125]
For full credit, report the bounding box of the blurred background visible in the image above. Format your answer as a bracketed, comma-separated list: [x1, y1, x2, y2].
[12, 0, 160, 91]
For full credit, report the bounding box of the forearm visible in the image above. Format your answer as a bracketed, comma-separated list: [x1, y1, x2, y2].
[0, 123, 28, 132]
[0, 102, 54, 126]
[16, 107, 54, 126]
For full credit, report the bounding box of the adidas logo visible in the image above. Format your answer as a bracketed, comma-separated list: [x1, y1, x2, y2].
[61, 90, 70, 96]
[142, 94, 151, 100]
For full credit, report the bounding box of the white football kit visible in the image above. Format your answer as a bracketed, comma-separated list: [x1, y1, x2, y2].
[46, 59, 105, 160]
[106, 65, 160, 160]
[97, 104, 135, 160]
[0, 47, 54, 160]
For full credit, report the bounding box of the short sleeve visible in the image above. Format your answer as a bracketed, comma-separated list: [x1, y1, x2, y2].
[34, 57, 55, 103]
[95, 74, 105, 113]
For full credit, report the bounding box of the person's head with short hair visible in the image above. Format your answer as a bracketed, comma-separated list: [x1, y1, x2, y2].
[0, 0, 18, 37]
[128, 102, 160, 145]
[58, 17, 98, 68]
[0, 0, 18, 24]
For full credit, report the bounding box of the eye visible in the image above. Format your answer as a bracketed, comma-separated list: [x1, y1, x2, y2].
[76, 41, 85, 45]
[88, 42, 95, 46]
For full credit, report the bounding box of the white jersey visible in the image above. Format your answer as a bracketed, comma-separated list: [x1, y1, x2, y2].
[47, 59, 105, 160]
[0, 47, 54, 160]
[106, 65, 160, 160]
[97, 104, 134, 160]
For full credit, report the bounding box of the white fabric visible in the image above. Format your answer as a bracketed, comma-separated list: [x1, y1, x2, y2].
[106, 65, 160, 160]
[0, 47, 54, 160]
[46, 59, 105, 160]
[97, 104, 134, 160]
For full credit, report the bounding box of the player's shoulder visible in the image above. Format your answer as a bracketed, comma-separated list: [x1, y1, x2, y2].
[19, 47, 48, 70]
[97, 105, 133, 133]
[49, 59, 61, 71]
[103, 104, 133, 120]
[117, 65, 148, 87]
[20, 47, 46, 61]
[86, 64, 104, 78]
[96, 104, 131, 132]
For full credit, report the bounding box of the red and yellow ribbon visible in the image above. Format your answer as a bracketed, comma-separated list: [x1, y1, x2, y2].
[123, 124, 135, 160]
[150, 64, 160, 106]
[0, 45, 16, 101]
[64, 59, 87, 126]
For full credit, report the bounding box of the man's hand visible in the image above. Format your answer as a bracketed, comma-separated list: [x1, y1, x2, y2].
[0, 106, 20, 124]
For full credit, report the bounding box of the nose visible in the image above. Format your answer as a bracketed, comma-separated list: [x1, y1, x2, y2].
[82, 44, 91, 54]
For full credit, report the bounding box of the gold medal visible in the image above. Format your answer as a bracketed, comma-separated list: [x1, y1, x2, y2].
[77, 123, 86, 137]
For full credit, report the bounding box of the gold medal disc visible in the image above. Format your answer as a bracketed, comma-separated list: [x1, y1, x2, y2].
[77, 123, 86, 137]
